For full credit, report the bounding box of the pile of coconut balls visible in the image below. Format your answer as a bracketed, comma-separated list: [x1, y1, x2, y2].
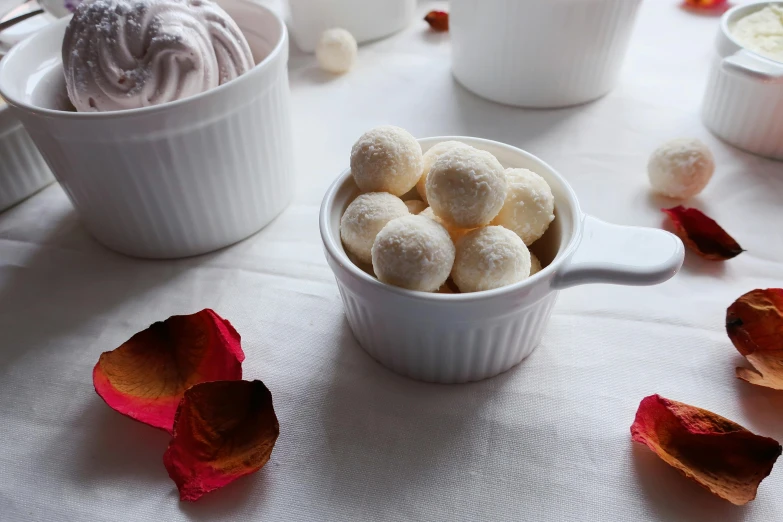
[340, 126, 555, 293]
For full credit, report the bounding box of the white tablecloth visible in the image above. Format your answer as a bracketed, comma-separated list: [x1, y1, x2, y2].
[2, 1, 783, 520]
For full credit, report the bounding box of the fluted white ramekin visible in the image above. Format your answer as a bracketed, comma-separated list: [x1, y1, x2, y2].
[320, 137, 684, 384]
[0, 103, 54, 212]
[451, 0, 643, 108]
[287, 0, 416, 53]
[702, 1, 783, 160]
[0, 0, 295, 258]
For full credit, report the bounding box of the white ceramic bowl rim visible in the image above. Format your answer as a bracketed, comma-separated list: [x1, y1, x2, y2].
[319, 136, 584, 304]
[720, 0, 783, 67]
[0, 0, 286, 120]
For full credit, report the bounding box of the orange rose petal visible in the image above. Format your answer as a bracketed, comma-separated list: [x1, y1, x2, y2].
[93, 309, 244, 433]
[424, 10, 449, 32]
[727, 289, 783, 390]
[662, 206, 744, 260]
[631, 395, 781, 505]
[682, 0, 730, 12]
[163, 380, 280, 502]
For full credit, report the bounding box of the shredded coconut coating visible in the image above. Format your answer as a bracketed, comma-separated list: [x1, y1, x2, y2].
[350, 126, 423, 196]
[316, 28, 357, 74]
[405, 200, 427, 215]
[491, 168, 555, 246]
[426, 147, 507, 229]
[647, 138, 714, 199]
[341, 192, 409, 264]
[420, 206, 472, 243]
[372, 215, 455, 292]
[530, 253, 542, 276]
[416, 141, 474, 204]
[62, 0, 254, 112]
[452, 226, 531, 293]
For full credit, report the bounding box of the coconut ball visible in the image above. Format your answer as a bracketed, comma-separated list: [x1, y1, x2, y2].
[648, 138, 715, 199]
[491, 168, 555, 246]
[420, 207, 472, 243]
[452, 226, 531, 293]
[350, 126, 423, 196]
[405, 200, 427, 215]
[341, 192, 409, 264]
[416, 141, 474, 203]
[426, 147, 507, 229]
[372, 215, 455, 292]
[316, 28, 357, 74]
[530, 253, 543, 276]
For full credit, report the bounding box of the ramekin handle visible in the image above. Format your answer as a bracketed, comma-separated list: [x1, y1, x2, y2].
[552, 215, 684, 290]
[722, 49, 783, 82]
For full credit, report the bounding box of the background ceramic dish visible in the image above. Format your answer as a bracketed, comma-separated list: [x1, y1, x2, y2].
[0, 0, 295, 259]
[450, 0, 643, 108]
[0, 101, 54, 212]
[702, 1, 783, 160]
[287, 0, 416, 53]
[320, 137, 684, 384]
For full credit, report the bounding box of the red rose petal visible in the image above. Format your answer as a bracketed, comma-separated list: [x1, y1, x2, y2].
[93, 309, 244, 433]
[424, 10, 449, 32]
[727, 289, 783, 390]
[163, 380, 280, 502]
[683, 0, 730, 12]
[662, 206, 744, 260]
[631, 395, 781, 505]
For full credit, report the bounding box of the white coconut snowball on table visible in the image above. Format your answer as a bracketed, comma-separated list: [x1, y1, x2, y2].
[647, 138, 715, 199]
[341, 192, 409, 265]
[416, 141, 474, 203]
[350, 126, 423, 196]
[452, 226, 531, 293]
[426, 147, 507, 229]
[420, 207, 472, 243]
[405, 200, 427, 215]
[491, 168, 555, 246]
[372, 215, 455, 292]
[530, 253, 542, 276]
[316, 28, 357, 74]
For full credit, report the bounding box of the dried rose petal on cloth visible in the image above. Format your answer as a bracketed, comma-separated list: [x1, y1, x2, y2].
[683, 0, 730, 12]
[631, 395, 781, 505]
[163, 380, 280, 501]
[727, 289, 783, 390]
[93, 309, 244, 433]
[424, 10, 449, 32]
[662, 206, 743, 260]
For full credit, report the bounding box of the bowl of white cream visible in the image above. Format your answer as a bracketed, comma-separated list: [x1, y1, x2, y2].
[702, 1, 783, 160]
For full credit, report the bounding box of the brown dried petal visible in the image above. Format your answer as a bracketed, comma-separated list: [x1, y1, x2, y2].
[727, 289, 783, 389]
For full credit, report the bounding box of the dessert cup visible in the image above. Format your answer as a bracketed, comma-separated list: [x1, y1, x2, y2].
[320, 137, 684, 384]
[702, 1, 783, 161]
[0, 0, 295, 258]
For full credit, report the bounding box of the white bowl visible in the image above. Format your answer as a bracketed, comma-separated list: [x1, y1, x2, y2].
[320, 137, 684, 384]
[287, 0, 416, 53]
[0, 102, 55, 212]
[702, 1, 783, 161]
[450, 0, 643, 108]
[0, 0, 295, 259]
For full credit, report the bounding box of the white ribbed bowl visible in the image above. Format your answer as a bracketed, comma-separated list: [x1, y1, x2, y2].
[320, 137, 684, 383]
[702, 1, 783, 160]
[0, 104, 54, 212]
[0, 0, 295, 258]
[451, 0, 643, 108]
[287, 0, 416, 53]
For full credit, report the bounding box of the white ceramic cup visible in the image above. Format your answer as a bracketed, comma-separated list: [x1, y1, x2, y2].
[287, 0, 416, 53]
[0, 103, 55, 212]
[0, 0, 295, 259]
[320, 137, 684, 384]
[702, 1, 783, 161]
[450, 0, 643, 108]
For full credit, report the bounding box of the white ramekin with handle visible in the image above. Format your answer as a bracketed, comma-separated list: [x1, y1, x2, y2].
[320, 137, 684, 384]
[287, 0, 416, 53]
[0, 0, 295, 259]
[0, 103, 55, 212]
[450, 0, 644, 108]
[702, 1, 783, 161]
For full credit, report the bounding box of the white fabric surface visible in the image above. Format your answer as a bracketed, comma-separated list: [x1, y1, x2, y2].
[2, 1, 783, 520]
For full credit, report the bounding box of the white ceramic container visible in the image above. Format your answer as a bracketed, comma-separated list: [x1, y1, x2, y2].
[0, 103, 55, 212]
[320, 137, 684, 384]
[287, 0, 416, 53]
[0, 0, 295, 259]
[702, 1, 783, 161]
[450, 0, 644, 108]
